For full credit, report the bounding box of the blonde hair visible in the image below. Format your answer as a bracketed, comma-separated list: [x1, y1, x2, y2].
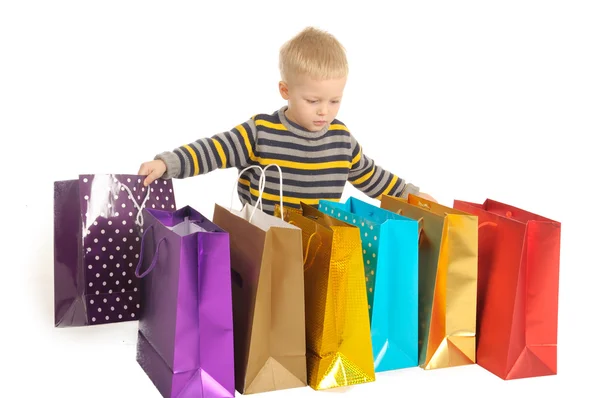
[279, 27, 349, 82]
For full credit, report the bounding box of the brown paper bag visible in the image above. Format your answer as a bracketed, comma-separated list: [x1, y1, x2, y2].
[212, 198, 307, 394]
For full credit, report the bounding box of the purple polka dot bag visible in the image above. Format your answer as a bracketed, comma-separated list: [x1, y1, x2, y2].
[53, 174, 177, 327]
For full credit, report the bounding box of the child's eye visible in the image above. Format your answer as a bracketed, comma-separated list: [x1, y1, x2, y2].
[331, 100, 340, 104]
[306, 99, 318, 104]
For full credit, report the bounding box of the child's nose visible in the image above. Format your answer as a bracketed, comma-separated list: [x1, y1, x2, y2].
[317, 106, 327, 116]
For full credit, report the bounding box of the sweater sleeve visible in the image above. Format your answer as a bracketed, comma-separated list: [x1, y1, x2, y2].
[347, 133, 420, 199]
[155, 118, 258, 179]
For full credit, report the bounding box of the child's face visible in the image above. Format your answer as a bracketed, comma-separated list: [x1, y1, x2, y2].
[279, 74, 346, 132]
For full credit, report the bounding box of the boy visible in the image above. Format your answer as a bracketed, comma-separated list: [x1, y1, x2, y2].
[138, 27, 435, 215]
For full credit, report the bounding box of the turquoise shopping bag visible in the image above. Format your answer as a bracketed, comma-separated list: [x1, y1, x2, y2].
[319, 197, 419, 372]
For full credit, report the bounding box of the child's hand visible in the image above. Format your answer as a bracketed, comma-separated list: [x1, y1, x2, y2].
[417, 192, 438, 203]
[138, 160, 167, 187]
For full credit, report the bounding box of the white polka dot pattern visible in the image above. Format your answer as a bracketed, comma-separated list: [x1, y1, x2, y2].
[319, 202, 380, 320]
[79, 174, 176, 325]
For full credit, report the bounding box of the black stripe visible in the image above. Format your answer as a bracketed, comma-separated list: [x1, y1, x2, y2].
[242, 168, 346, 188]
[213, 136, 230, 168]
[179, 146, 195, 176]
[222, 133, 241, 168]
[242, 122, 257, 150]
[258, 127, 348, 140]
[256, 137, 351, 152]
[231, 128, 251, 164]
[373, 173, 395, 198]
[197, 139, 213, 171]
[261, 175, 346, 188]
[388, 178, 402, 197]
[258, 151, 350, 164]
[351, 144, 361, 161]
[349, 161, 375, 183]
[261, 186, 342, 200]
[238, 177, 342, 200]
[206, 139, 223, 168]
[274, 166, 350, 176]
[175, 150, 186, 178]
[359, 168, 386, 193]
[255, 112, 280, 124]
[331, 118, 346, 127]
[237, 190, 252, 205]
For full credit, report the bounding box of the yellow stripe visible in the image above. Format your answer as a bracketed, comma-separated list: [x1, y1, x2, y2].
[350, 166, 375, 186]
[377, 175, 399, 200]
[351, 147, 362, 166]
[238, 178, 326, 206]
[183, 145, 200, 175]
[236, 124, 258, 162]
[258, 158, 350, 170]
[330, 124, 349, 132]
[255, 119, 287, 131]
[212, 139, 227, 168]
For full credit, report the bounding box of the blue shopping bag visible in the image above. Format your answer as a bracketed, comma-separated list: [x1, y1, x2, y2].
[319, 197, 419, 372]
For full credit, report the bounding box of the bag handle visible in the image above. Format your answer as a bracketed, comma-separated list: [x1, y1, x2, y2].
[479, 221, 498, 229]
[231, 165, 266, 213]
[112, 175, 152, 227]
[256, 163, 285, 221]
[134, 225, 167, 278]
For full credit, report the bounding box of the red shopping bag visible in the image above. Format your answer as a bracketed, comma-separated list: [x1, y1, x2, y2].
[454, 198, 560, 380]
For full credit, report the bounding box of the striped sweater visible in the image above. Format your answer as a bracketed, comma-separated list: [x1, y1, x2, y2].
[156, 106, 419, 215]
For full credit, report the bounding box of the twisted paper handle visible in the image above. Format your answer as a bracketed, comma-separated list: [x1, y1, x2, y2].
[112, 175, 151, 227]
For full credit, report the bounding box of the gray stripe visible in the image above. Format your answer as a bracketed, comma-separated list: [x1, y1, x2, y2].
[365, 169, 390, 197]
[199, 139, 217, 171]
[247, 119, 258, 140]
[391, 180, 406, 197]
[174, 147, 191, 177]
[362, 166, 384, 192]
[190, 141, 208, 175]
[224, 130, 247, 167]
[217, 132, 236, 168]
[256, 142, 352, 160]
[242, 171, 346, 195]
[348, 157, 373, 179]
[256, 131, 351, 148]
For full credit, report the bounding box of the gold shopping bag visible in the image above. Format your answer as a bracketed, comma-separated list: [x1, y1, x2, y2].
[380, 194, 478, 370]
[276, 203, 375, 390]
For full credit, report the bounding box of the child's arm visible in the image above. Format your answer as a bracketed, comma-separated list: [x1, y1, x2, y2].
[347, 134, 421, 200]
[139, 118, 258, 186]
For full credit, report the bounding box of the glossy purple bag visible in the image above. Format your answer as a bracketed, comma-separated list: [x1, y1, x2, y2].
[53, 174, 176, 327]
[135, 206, 235, 398]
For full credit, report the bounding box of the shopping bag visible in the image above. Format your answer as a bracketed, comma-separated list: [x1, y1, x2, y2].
[134, 205, 235, 397]
[276, 202, 376, 390]
[454, 198, 560, 380]
[53, 174, 176, 327]
[380, 194, 478, 370]
[318, 197, 419, 372]
[211, 165, 307, 395]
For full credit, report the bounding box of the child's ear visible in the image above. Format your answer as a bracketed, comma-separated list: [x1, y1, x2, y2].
[279, 81, 290, 100]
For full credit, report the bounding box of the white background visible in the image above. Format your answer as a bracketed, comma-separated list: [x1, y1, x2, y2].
[1, 0, 598, 397]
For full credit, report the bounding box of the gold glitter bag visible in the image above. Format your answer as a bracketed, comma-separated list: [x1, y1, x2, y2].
[380, 194, 478, 370]
[276, 203, 376, 390]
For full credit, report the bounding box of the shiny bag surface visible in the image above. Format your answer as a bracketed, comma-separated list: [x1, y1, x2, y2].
[318, 197, 419, 372]
[380, 194, 478, 370]
[135, 206, 235, 398]
[277, 203, 375, 390]
[53, 174, 176, 327]
[454, 199, 560, 380]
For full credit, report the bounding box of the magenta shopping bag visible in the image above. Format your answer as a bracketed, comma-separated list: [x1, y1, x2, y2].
[53, 174, 176, 327]
[135, 206, 235, 398]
